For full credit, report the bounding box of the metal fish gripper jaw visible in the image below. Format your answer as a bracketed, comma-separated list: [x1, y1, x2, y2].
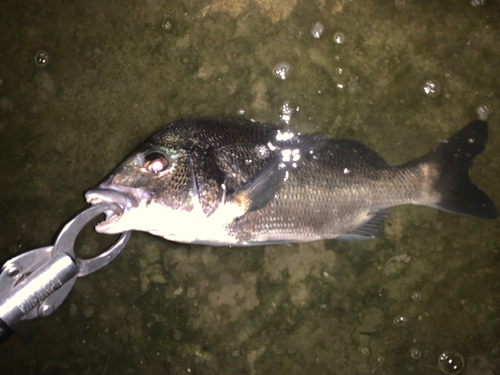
[0, 203, 131, 344]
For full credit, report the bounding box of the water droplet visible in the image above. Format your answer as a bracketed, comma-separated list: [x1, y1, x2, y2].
[412, 292, 421, 300]
[280, 101, 294, 125]
[237, 109, 245, 115]
[255, 145, 270, 159]
[34, 51, 49, 67]
[337, 67, 343, 75]
[311, 22, 324, 39]
[438, 351, 465, 374]
[393, 315, 408, 326]
[423, 80, 440, 97]
[245, 159, 253, 165]
[273, 61, 291, 80]
[343, 168, 350, 174]
[476, 104, 491, 121]
[337, 83, 344, 89]
[162, 20, 172, 30]
[411, 349, 421, 359]
[333, 32, 345, 44]
[470, 0, 485, 6]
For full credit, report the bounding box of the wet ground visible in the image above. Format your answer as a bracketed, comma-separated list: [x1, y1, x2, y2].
[1, 0, 500, 374]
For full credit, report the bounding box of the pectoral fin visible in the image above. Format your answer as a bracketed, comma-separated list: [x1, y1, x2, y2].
[227, 134, 326, 215]
[229, 156, 286, 214]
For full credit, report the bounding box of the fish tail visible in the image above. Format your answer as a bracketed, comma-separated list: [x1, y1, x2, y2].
[411, 120, 498, 219]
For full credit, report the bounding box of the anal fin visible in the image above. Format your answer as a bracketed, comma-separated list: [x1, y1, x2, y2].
[336, 210, 390, 241]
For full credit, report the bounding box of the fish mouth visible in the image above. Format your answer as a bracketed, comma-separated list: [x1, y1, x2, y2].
[85, 184, 150, 233]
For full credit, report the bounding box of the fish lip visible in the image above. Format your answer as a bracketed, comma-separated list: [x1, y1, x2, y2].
[85, 186, 138, 210]
[85, 184, 150, 233]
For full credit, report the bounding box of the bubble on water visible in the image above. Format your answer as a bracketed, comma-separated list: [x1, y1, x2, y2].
[438, 351, 465, 374]
[412, 292, 421, 301]
[273, 62, 291, 80]
[411, 349, 421, 359]
[311, 22, 324, 39]
[237, 109, 245, 115]
[423, 80, 440, 97]
[162, 20, 172, 30]
[34, 51, 49, 67]
[361, 347, 370, 355]
[337, 67, 343, 75]
[337, 83, 344, 89]
[393, 315, 408, 326]
[476, 104, 491, 121]
[470, 0, 485, 6]
[280, 101, 294, 124]
[333, 32, 345, 44]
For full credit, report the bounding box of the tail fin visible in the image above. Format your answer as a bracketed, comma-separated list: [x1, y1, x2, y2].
[412, 121, 498, 219]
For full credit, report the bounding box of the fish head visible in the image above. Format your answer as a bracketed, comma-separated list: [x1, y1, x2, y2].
[85, 142, 194, 236]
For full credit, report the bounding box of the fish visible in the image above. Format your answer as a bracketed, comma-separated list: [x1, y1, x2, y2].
[85, 117, 498, 245]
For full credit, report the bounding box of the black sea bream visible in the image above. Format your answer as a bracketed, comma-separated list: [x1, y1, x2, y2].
[86, 118, 498, 245]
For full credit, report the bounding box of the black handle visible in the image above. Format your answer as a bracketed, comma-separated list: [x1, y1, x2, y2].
[0, 318, 13, 344]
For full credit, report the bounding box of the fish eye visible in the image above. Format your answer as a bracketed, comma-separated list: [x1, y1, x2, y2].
[144, 152, 169, 173]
